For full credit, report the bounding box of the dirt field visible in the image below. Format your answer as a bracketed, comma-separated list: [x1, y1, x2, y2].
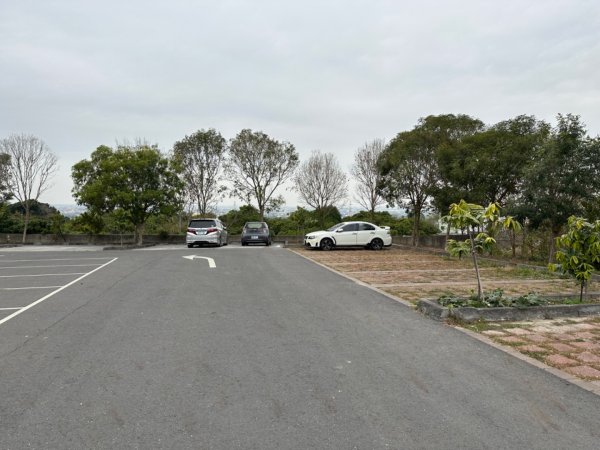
[292, 246, 582, 303]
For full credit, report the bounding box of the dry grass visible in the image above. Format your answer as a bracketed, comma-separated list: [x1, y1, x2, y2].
[292, 246, 581, 304]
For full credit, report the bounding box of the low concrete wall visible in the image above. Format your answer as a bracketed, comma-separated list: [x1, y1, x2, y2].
[0, 233, 306, 247]
[0, 233, 184, 246]
[417, 298, 600, 322]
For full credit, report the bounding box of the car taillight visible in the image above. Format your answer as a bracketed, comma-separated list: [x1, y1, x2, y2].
[187, 228, 196, 235]
[206, 227, 218, 234]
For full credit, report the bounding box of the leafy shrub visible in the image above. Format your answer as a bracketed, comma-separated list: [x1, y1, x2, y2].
[438, 289, 548, 308]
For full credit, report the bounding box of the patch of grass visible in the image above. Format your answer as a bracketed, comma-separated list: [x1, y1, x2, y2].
[509, 267, 559, 279]
[456, 319, 496, 332]
[494, 339, 526, 348]
[520, 351, 548, 362]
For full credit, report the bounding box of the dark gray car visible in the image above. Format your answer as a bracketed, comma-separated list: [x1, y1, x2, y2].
[241, 221, 271, 246]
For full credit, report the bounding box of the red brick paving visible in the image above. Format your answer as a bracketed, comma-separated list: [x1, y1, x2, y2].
[545, 354, 579, 367]
[565, 366, 600, 379]
[488, 318, 600, 381]
[547, 342, 579, 352]
[577, 352, 600, 364]
[520, 345, 547, 353]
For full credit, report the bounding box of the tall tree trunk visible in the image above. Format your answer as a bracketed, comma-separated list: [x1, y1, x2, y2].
[580, 280, 586, 303]
[469, 227, 483, 300]
[521, 224, 527, 259]
[22, 203, 30, 244]
[511, 231, 516, 259]
[135, 223, 145, 245]
[412, 206, 421, 247]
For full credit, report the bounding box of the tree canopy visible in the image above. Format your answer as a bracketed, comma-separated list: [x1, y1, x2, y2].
[294, 151, 347, 227]
[71, 143, 183, 244]
[172, 128, 227, 215]
[225, 129, 299, 220]
[378, 115, 482, 246]
[436, 115, 549, 208]
[351, 139, 386, 220]
[515, 114, 600, 259]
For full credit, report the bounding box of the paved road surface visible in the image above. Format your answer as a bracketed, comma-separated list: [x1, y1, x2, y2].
[1, 245, 599, 449]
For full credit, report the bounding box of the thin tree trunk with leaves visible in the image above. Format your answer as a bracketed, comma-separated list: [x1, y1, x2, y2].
[468, 227, 483, 300]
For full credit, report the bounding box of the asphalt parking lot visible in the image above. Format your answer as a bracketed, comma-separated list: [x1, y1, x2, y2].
[0, 249, 117, 323]
[1, 244, 600, 449]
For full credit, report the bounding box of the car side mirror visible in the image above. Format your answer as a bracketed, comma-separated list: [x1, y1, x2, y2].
[336, 229, 343, 233]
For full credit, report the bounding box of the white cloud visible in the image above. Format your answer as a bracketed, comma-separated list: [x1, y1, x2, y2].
[1, 0, 599, 206]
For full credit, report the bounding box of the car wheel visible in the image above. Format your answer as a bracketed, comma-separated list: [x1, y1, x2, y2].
[187, 243, 193, 248]
[320, 238, 334, 251]
[370, 238, 384, 250]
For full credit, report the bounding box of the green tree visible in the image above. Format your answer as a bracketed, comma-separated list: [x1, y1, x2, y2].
[444, 200, 500, 300]
[226, 129, 299, 220]
[218, 204, 261, 235]
[71, 143, 183, 245]
[69, 211, 105, 235]
[378, 128, 436, 247]
[172, 128, 227, 215]
[516, 114, 600, 262]
[379, 114, 483, 246]
[503, 216, 522, 259]
[436, 115, 549, 208]
[550, 216, 600, 302]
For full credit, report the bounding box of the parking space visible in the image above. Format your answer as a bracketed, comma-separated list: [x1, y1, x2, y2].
[0, 253, 117, 324]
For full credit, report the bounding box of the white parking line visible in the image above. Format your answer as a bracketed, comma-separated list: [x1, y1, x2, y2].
[0, 307, 22, 310]
[0, 273, 87, 278]
[0, 264, 105, 270]
[0, 258, 118, 327]
[0, 286, 62, 290]
[0, 257, 113, 263]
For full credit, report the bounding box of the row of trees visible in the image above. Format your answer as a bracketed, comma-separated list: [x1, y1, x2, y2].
[2, 113, 599, 251]
[377, 113, 600, 248]
[68, 129, 390, 244]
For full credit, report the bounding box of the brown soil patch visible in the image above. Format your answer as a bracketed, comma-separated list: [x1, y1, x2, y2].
[292, 246, 580, 304]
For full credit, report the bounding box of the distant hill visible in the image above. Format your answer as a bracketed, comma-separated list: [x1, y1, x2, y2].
[9, 200, 62, 217]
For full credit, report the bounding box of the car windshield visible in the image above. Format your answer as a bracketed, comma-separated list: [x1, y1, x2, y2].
[189, 219, 216, 228]
[245, 222, 266, 229]
[327, 223, 345, 231]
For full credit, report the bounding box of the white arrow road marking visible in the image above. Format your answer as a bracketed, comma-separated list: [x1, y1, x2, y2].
[182, 255, 216, 268]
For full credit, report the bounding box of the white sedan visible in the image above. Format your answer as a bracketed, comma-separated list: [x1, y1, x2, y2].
[304, 221, 392, 251]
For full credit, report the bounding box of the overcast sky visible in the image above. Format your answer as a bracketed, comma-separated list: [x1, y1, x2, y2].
[1, 0, 599, 208]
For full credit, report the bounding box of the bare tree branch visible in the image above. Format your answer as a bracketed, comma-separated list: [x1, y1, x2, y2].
[294, 151, 348, 211]
[173, 129, 227, 215]
[1, 134, 58, 242]
[351, 139, 386, 217]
